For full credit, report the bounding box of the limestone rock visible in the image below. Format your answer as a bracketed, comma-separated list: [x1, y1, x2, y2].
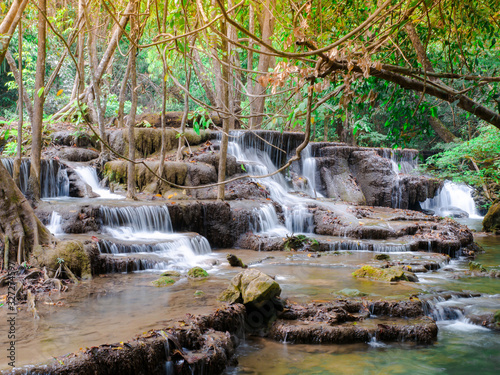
[219, 268, 281, 305]
[57, 147, 99, 162]
[352, 265, 418, 282]
[227, 254, 247, 268]
[483, 202, 500, 232]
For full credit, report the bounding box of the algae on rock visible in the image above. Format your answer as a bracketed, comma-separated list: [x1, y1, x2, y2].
[352, 265, 418, 282]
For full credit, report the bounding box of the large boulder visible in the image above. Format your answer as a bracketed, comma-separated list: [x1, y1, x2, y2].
[219, 268, 281, 305]
[57, 147, 99, 162]
[352, 265, 418, 282]
[483, 202, 500, 232]
[52, 131, 97, 148]
[67, 168, 99, 198]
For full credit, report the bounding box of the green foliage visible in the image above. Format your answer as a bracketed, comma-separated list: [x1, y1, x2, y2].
[423, 125, 500, 201]
[105, 94, 132, 118]
[283, 234, 319, 251]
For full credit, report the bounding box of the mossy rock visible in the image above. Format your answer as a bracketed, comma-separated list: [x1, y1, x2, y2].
[469, 261, 487, 273]
[335, 288, 368, 297]
[194, 290, 205, 297]
[283, 234, 320, 252]
[152, 276, 176, 287]
[483, 202, 500, 232]
[352, 265, 418, 282]
[494, 310, 500, 324]
[161, 270, 181, 277]
[227, 254, 247, 268]
[31, 240, 91, 280]
[188, 266, 209, 279]
[374, 254, 390, 261]
[219, 268, 281, 305]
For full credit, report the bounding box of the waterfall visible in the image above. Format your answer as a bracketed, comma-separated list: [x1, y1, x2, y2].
[74, 166, 123, 199]
[47, 211, 63, 235]
[100, 205, 174, 239]
[421, 181, 482, 218]
[300, 144, 323, 198]
[1, 158, 69, 198]
[226, 132, 314, 234]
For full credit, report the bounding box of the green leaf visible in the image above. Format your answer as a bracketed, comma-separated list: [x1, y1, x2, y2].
[193, 123, 200, 136]
[37, 87, 45, 98]
[241, 164, 246, 172]
[430, 107, 437, 118]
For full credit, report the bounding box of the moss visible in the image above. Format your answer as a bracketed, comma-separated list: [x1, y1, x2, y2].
[188, 266, 209, 278]
[283, 234, 320, 252]
[374, 254, 390, 261]
[152, 276, 176, 287]
[483, 202, 500, 232]
[469, 261, 487, 273]
[31, 240, 91, 279]
[352, 265, 413, 282]
[494, 310, 500, 324]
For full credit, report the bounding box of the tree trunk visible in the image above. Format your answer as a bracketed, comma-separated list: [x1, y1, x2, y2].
[428, 116, 460, 143]
[5, 50, 34, 123]
[0, 162, 51, 266]
[117, 55, 132, 128]
[14, 22, 23, 190]
[127, 0, 139, 200]
[192, 48, 218, 107]
[28, 0, 47, 202]
[217, 19, 230, 200]
[248, 0, 275, 128]
[0, 0, 29, 64]
[71, 0, 85, 101]
[176, 67, 191, 161]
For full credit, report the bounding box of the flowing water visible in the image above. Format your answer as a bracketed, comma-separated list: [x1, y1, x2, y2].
[421, 181, 482, 218]
[74, 166, 123, 200]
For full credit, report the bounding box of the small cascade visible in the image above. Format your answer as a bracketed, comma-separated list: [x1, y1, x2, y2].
[299, 144, 323, 198]
[422, 295, 491, 331]
[100, 205, 173, 237]
[225, 132, 314, 234]
[47, 211, 63, 235]
[327, 241, 413, 252]
[249, 204, 288, 235]
[380, 149, 418, 175]
[74, 166, 123, 199]
[1, 158, 69, 198]
[421, 181, 482, 218]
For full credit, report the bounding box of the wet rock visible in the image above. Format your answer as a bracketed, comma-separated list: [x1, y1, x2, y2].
[483, 202, 500, 232]
[219, 268, 281, 305]
[438, 206, 469, 218]
[188, 266, 209, 279]
[56, 147, 99, 162]
[335, 288, 368, 297]
[468, 261, 487, 272]
[67, 168, 99, 198]
[194, 180, 269, 200]
[374, 254, 390, 261]
[161, 270, 181, 277]
[283, 234, 320, 251]
[352, 265, 418, 282]
[152, 276, 176, 287]
[227, 254, 247, 268]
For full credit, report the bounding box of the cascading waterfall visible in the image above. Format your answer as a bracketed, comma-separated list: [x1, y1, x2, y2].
[226, 132, 314, 234]
[74, 166, 123, 199]
[300, 144, 323, 198]
[421, 181, 482, 218]
[381, 149, 418, 209]
[1, 157, 69, 198]
[99, 205, 213, 269]
[47, 211, 63, 235]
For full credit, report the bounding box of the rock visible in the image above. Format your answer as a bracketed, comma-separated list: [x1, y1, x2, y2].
[483, 202, 500, 232]
[227, 254, 247, 268]
[31, 240, 91, 279]
[283, 234, 320, 252]
[67, 168, 99, 198]
[374, 254, 390, 261]
[194, 290, 205, 297]
[352, 265, 418, 282]
[468, 261, 487, 273]
[193, 152, 241, 177]
[194, 180, 269, 200]
[161, 270, 181, 277]
[56, 147, 99, 162]
[188, 266, 209, 278]
[335, 288, 368, 297]
[52, 131, 96, 148]
[219, 268, 281, 305]
[438, 206, 469, 218]
[152, 276, 176, 287]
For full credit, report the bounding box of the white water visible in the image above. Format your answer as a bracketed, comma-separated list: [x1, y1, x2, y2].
[227, 136, 314, 234]
[300, 145, 324, 198]
[99, 205, 213, 270]
[47, 211, 63, 235]
[74, 166, 123, 199]
[421, 181, 482, 218]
